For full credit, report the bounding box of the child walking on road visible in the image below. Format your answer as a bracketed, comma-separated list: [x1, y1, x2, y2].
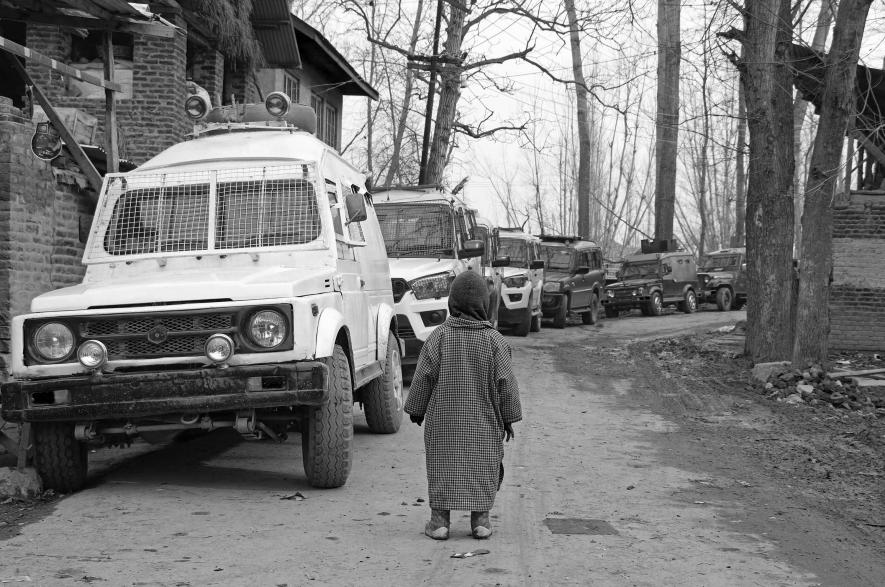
[405, 270, 522, 540]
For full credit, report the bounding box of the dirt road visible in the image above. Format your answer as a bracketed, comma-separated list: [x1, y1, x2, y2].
[2, 309, 883, 586]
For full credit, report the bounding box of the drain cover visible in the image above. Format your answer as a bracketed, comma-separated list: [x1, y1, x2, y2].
[543, 518, 619, 535]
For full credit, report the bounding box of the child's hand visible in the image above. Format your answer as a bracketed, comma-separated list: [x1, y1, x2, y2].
[410, 414, 424, 426]
[504, 423, 514, 442]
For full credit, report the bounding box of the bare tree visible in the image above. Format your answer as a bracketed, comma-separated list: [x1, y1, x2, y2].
[563, 0, 592, 238]
[721, 0, 796, 362]
[654, 0, 681, 243]
[794, 0, 874, 365]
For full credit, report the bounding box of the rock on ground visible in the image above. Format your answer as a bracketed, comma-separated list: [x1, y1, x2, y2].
[0, 467, 42, 499]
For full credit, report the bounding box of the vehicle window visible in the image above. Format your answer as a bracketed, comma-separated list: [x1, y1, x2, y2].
[592, 251, 602, 269]
[498, 238, 529, 268]
[542, 245, 574, 270]
[620, 261, 660, 279]
[699, 254, 741, 272]
[375, 203, 455, 258]
[325, 179, 344, 237]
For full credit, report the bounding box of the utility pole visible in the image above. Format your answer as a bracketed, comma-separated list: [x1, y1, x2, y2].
[419, 0, 443, 184]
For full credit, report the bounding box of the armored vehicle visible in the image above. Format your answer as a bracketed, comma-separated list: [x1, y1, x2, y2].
[539, 236, 605, 328]
[602, 240, 698, 317]
[1, 92, 402, 492]
[697, 247, 747, 311]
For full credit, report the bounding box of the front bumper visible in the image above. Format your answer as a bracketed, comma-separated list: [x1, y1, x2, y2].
[1, 362, 328, 422]
[602, 294, 646, 310]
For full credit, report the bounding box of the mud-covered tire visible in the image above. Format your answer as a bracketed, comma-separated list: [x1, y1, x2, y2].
[679, 289, 698, 314]
[553, 297, 568, 329]
[513, 306, 532, 337]
[363, 332, 404, 434]
[33, 422, 88, 493]
[582, 293, 600, 324]
[716, 287, 734, 311]
[604, 305, 619, 318]
[530, 311, 541, 333]
[302, 344, 353, 488]
[646, 292, 663, 316]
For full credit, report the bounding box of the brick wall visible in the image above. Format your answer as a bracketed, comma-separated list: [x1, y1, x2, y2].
[0, 100, 90, 377]
[26, 23, 191, 165]
[830, 196, 885, 351]
[192, 49, 225, 108]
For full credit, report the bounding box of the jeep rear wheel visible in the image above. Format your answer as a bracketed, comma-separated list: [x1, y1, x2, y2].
[552, 297, 568, 329]
[646, 292, 663, 316]
[716, 287, 734, 311]
[33, 422, 88, 493]
[302, 344, 353, 488]
[363, 332, 404, 434]
[679, 290, 698, 314]
[582, 293, 600, 324]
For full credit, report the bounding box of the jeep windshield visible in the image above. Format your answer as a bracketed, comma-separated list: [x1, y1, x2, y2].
[375, 203, 455, 258]
[620, 261, 661, 280]
[498, 238, 529, 268]
[700, 254, 740, 272]
[90, 164, 321, 260]
[542, 245, 573, 271]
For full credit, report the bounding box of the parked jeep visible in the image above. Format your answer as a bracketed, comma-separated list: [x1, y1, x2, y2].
[374, 187, 485, 359]
[0, 93, 402, 492]
[496, 229, 545, 336]
[539, 236, 605, 328]
[602, 240, 698, 317]
[697, 247, 747, 311]
[472, 216, 507, 330]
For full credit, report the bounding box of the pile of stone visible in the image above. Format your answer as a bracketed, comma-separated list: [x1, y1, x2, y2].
[751, 362, 885, 415]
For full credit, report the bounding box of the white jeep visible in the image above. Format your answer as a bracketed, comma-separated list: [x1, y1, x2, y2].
[373, 187, 486, 359]
[0, 94, 402, 492]
[495, 229, 545, 336]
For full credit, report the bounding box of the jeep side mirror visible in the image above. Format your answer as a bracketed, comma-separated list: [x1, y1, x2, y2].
[492, 256, 510, 267]
[345, 191, 368, 224]
[575, 265, 590, 275]
[530, 259, 545, 270]
[459, 239, 485, 258]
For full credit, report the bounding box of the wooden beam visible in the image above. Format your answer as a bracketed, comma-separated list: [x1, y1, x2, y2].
[0, 34, 121, 91]
[848, 129, 885, 167]
[103, 31, 118, 173]
[0, 9, 177, 38]
[4, 53, 103, 197]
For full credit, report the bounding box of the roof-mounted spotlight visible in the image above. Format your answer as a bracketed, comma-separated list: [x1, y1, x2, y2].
[184, 83, 212, 120]
[265, 91, 291, 118]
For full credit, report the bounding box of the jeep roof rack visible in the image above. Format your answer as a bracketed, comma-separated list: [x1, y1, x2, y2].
[537, 234, 584, 243]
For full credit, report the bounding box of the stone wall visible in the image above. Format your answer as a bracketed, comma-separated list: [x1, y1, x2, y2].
[830, 195, 885, 351]
[0, 100, 90, 376]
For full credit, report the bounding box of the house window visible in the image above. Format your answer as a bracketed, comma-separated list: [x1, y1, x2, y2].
[324, 103, 339, 149]
[283, 73, 300, 102]
[311, 93, 325, 140]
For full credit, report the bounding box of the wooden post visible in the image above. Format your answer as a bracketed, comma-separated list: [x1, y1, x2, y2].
[103, 32, 119, 174]
[16, 423, 32, 471]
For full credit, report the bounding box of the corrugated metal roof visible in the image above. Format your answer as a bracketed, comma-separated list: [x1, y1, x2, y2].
[251, 0, 301, 68]
[60, 0, 147, 18]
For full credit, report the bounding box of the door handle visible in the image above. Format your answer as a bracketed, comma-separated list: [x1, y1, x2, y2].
[360, 278, 366, 288]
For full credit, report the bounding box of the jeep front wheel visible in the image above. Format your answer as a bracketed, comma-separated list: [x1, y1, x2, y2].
[302, 344, 354, 488]
[363, 332, 404, 434]
[513, 306, 532, 337]
[646, 292, 663, 316]
[33, 422, 88, 493]
[553, 297, 568, 329]
[716, 287, 734, 311]
[582, 293, 600, 324]
[679, 290, 698, 314]
[604, 305, 619, 318]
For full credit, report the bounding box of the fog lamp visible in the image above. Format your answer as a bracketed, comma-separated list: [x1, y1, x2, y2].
[77, 340, 108, 369]
[206, 334, 235, 363]
[265, 91, 291, 117]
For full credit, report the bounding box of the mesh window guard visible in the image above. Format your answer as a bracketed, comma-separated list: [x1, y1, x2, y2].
[375, 203, 455, 258]
[89, 164, 321, 262]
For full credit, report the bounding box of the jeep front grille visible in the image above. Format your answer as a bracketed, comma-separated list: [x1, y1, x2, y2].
[391, 279, 409, 303]
[82, 313, 233, 337]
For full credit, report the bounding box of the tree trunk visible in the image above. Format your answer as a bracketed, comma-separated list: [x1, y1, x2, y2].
[740, 0, 796, 362]
[382, 0, 425, 187]
[424, 2, 466, 185]
[654, 0, 680, 243]
[792, 0, 834, 255]
[564, 0, 591, 239]
[734, 73, 747, 247]
[793, 0, 873, 366]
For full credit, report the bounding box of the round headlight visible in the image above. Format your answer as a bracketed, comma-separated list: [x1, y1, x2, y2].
[33, 322, 74, 361]
[606, 289, 614, 298]
[205, 334, 235, 363]
[184, 94, 211, 120]
[78, 340, 108, 369]
[265, 91, 291, 118]
[249, 310, 287, 348]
